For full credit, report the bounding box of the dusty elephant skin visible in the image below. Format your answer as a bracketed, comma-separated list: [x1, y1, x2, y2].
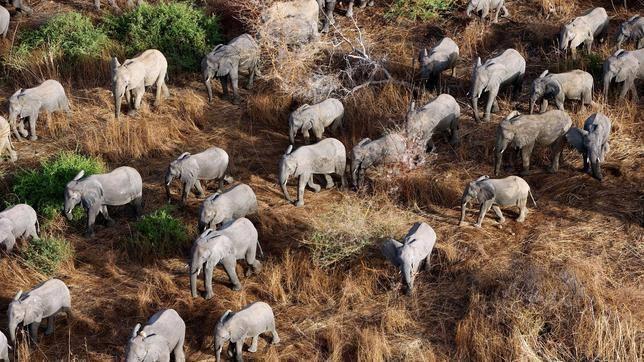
[7, 279, 72, 345]
[111, 49, 169, 119]
[319, 0, 374, 32]
[165, 147, 233, 205]
[466, 0, 509, 23]
[459, 175, 535, 228]
[198, 183, 257, 232]
[190, 218, 262, 299]
[2, 0, 32, 15]
[559, 7, 609, 59]
[350, 132, 406, 189]
[0, 204, 39, 254]
[617, 15, 644, 49]
[288, 98, 344, 144]
[202, 34, 261, 105]
[470, 49, 525, 123]
[64, 167, 143, 238]
[0, 116, 17, 162]
[382, 222, 436, 295]
[262, 0, 319, 46]
[214, 301, 280, 362]
[406, 93, 460, 151]
[8, 79, 71, 141]
[126, 309, 185, 362]
[529, 69, 594, 114]
[566, 113, 611, 181]
[494, 110, 572, 176]
[0, 331, 8, 361]
[603, 48, 644, 102]
[418, 37, 459, 90]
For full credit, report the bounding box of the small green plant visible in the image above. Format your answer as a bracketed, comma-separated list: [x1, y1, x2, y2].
[385, 0, 455, 21]
[127, 206, 189, 259]
[585, 53, 604, 79]
[22, 237, 73, 276]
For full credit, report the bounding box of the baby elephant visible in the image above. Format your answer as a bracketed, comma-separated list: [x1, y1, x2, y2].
[198, 184, 257, 231]
[126, 309, 185, 362]
[165, 147, 233, 204]
[566, 113, 611, 181]
[530, 70, 593, 114]
[288, 98, 344, 144]
[559, 7, 609, 59]
[7, 279, 72, 344]
[603, 48, 644, 102]
[0, 204, 39, 254]
[214, 301, 280, 362]
[0, 331, 8, 362]
[459, 175, 535, 228]
[617, 15, 644, 49]
[466, 0, 509, 23]
[0, 116, 17, 162]
[418, 37, 459, 90]
[382, 222, 436, 295]
[406, 94, 460, 151]
[350, 132, 406, 189]
[495, 110, 572, 175]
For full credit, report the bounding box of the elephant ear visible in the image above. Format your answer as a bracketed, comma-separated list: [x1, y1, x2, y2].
[131, 323, 142, 339]
[565, 127, 588, 153]
[357, 138, 371, 147]
[544, 79, 561, 97]
[615, 64, 635, 83]
[229, 323, 247, 343]
[13, 290, 23, 301]
[382, 238, 403, 267]
[73, 170, 85, 181]
[613, 49, 625, 57]
[178, 152, 191, 160]
[627, 15, 639, 22]
[199, 228, 214, 239]
[215, 56, 237, 77]
[23, 296, 44, 325]
[218, 310, 232, 325]
[476, 183, 495, 203]
[475, 57, 482, 68]
[19, 97, 41, 119]
[505, 111, 521, 121]
[81, 186, 104, 210]
[538, 70, 549, 78]
[111, 57, 120, 74]
[475, 175, 489, 182]
[10, 89, 23, 100]
[285, 145, 293, 155]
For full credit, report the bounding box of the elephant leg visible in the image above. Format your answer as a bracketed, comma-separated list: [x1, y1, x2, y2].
[222, 257, 242, 291]
[154, 78, 163, 106]
[125, 90, 132, 109]
[101, 205, 115, 226]
[245, 245, 261, 276]
[131, 197, 143, 219]
[219, 77, 229, 99]
[324, 174, 335, 189]
[548, 137, 563, 173]
[346, 0, 354, 17]
[248, 335, 259, 353]
[231, 73, 241, 105]
[540, 99, 549, 113]
[162, 82, 170, 99]
[520, 143, 535, 175]
[194, 180, 206, 198]
[45, 316, 54, 335]
[302, 126, 311, 144]
[3, 235, 15, 253]
[246, 69, 255, 89]
[424, 253, 432, 271]
[492, 205, 505, 223]
[485, 88, 499, 121]
[86, 206, 100, 238]
[307, 175, 322, 192]
[517, 198, 528, 222]
[235, 341, 243, 362]
[493, 6, 500, 22]
[173, 333, 186, 362]
[29, 322, 40, 343]
[204, 263, 215, 299]
[340, 172, 347, 189]
[474, 200, 493, 228]
[313, 124, 325, 141]
[18, 119, 28, 138]
[29, 114, 39, 141]
[296, 173, 309, 207]
[271, 324, 281, 344]
[181, 182, 192, 205]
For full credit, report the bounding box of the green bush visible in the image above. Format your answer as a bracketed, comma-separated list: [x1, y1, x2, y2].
[103, 3, 222, 70]
[127, 206, 189, 259]
[12, 152, 106, 221]
[385, 0, 455, 21]
[22, 237, 73, 276]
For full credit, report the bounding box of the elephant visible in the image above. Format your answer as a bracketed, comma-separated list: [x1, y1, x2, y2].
[1, 0, 32, 15]
[406, 94, 460, 151]
[64, 167, 143, 238]
[0, 204, 39, 254]
[279, 138, 347, 207]
[603, 48, 644, 102]
[262, 0, 319, 46]
[381, 222, 436, 295]
[0, 116, 17, 162]
[466, 0, 509, 23]
[202, 34, 261, 105]
[111, 49, 169, 119]
[617, 15, 644, 49]
[8, 79, 71, 141]
[190, 218, 262, 299]
[214, 301, 280, 362]
[0, 331, 8, 362]
[559, 7, 609, 59]
[565, 113, 611, 181]
[198, 183, 257, 232]
[0, 6, 9, 38]
[319, 0, 374, 33]
[126, 309, 185, 362]
[459, 175, 536, 228]
[470, 49, 526, 123]
[288, 98, 344, 144]
[418, 37, 459, 90]
[165, 147, 233, 205]
[494, 110, 572, 176]
[7, 279, 72, 344]
[529, 69, 594, 114]
[350, 132, 406, 189]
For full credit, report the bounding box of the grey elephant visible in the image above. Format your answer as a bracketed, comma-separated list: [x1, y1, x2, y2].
[0, 116, 17, 162]
[0, 204, 39, 254]
[603, 48, 644, 102]
[262, 0, 319, 46]
[64, 167, 143, 237]
[559, 7, 609, 59]
[565, 113, 611, 181]
[319, 0, 374, 32]
[279, 138, 347, 207]
[459, 175, 535, 228]
[617, 15, 644, 49]
[418, 37, 459, 90]
[0, 331, 8, 362]
[1, 0, 32, 15]
[288, 98, 344, 144]
[406, 94, 460, 150]
[494, 110, 572, 176]
[0, 6, 9, 38]
[8, 79, 71, 141]
[470, 49, 526, 123]
[198, 183, 257, 232]
[7, 279, 72, 344]
[381, 222, 436, 295]
[126, 309, 185, 362]
[165, 147, 233, 204]
[530, 69, 593, 114]
[466, 0, 509, 23]
[350, 132, 406, 189]
[111, 49, 169, 119]
[190, 218, 262, 299]
[202, 34, 260, 105]
[214, 301, 280, 362]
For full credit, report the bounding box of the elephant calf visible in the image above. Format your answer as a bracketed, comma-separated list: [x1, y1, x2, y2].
[0, 116, 17, 162]
[0, 204, 39, 254]
[530, 69, 593, 114]
[7, 279, 72, 344]
[279, 138, 347, 207]
[0, 331, 8, 362]
[559, 7, 609, 59]
[126, 309, 185, 362]
[198, 183, 257, 231]
[350, 132, 406, 189]
[566, 113, 611, 181]
[288, 98, 344, 144]
[459, 175, 535, 228]
[406, 94, 460, 151]
[617, 15, 643, 49]
[214, 301, 280, 362]
[603, 48, 644, 102]
[466, 0, 509, 23]
[165, 147, 233, 204]
[419, 37, 459, 89]
[190, 218, 262, 299]
[262, 0, 319, 46]
[495, 110, 572, 176]
[8, 79, 71, 141]
[382, 222, 436, 295]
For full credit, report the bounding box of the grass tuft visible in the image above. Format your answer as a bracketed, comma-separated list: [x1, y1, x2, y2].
[385, 0, 455, 21]
[22, 237, 73, 276]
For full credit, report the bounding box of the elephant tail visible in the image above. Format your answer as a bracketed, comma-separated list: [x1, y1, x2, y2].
[257, 239, 264, 258]
[528, 189, 537, 208]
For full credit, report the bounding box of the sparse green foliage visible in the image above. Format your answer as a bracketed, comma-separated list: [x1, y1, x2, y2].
[385, 0, 455, 21]
[22, 237, 73, 276]
[127, 206, 189, 259]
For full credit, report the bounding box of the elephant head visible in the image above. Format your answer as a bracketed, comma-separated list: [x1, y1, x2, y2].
[465, 0, 482, 17]
[288, 105, 311, 144]
[198, 194, 222, 232]
[12, 0, 33, 15]
[8, 90, 40, 138]
[459, 176, 493, 224]
[7, 290, 43, 343]
[382, 238, 421, 294]
[111, 57, 132, 119]
[126, 324, 168, 362]
[350, 138, 373, 189]
[190, 230, 234, 297]
[279, 145, 296, 203]
[566, 126, 607, 181]
[494, 111, 521, 175]
[214, 310, 246, 362]
[470, 57, 495, 122]
[617, 15, 639, 49]
[165, 152, 193, 199]
[530, 70, 559, 114]
[64, 171, 103, 220]
[559, 24, 576, 51]
[603, 50, 637, 97]
[418, 48, 434, 82]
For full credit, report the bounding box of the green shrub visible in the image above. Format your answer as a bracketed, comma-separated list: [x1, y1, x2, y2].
[22, 237, 73, 276]
[103, 3, 222, 70]
[385, 0, 455, 21]
[12, 152, 106, 221]
[127, 206, 189, 259]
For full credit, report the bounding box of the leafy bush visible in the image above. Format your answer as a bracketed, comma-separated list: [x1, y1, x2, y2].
[385, 0, 455, 21]
[127, 206, 189, 259]
[22, 237, 73, 276]
[12, 152, 106, 220]
[103, 3, 222, 70]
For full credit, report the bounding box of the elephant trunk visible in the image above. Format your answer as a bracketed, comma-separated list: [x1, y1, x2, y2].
[190, 261, 200, 298]
[8, 319, 17, 344]
[616, 34, 625, 49]
[459, 198, 469, 225]
[529, 94, 538, 114]
[402, 263, 413, 295]
[466, 3, 474, 17]
[164, 170, 173, 200]
[215, 343, 223, 362]
[471, 97, 481, 123]
[590, 159, 603, 181]
[603, 73, 613, 98]
[279, 168, 292, 203]
[114, 92, 122, 119]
